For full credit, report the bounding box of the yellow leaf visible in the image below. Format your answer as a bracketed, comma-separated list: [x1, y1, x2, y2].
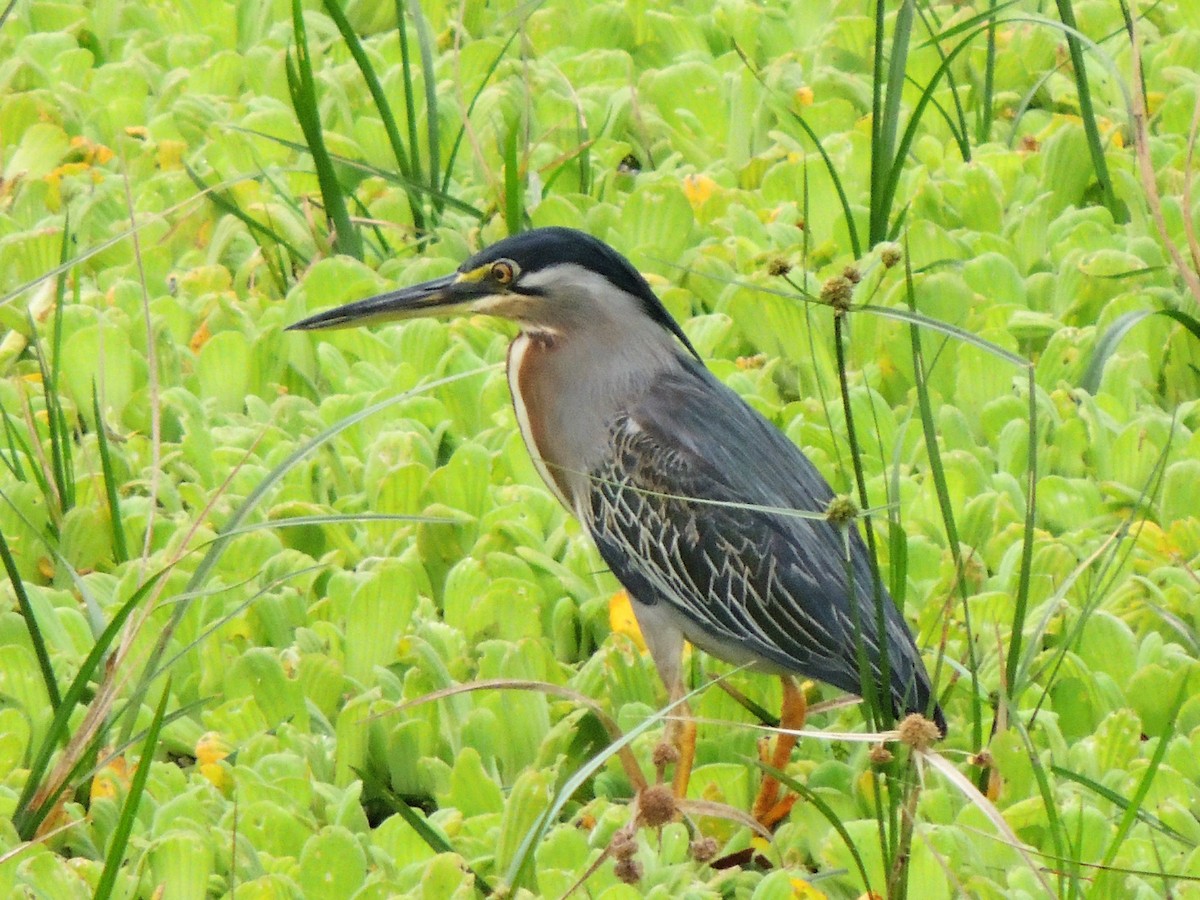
[91, 753, 132, 801]
[608, 590, 646, 652]
[200, 761, 232, 792]
[195, 731, 231, 766]
[791, 877, 828, 899]
[683, 173, 718, 210]
[156, 139, 186, 171]
[189, 320, 211, 353]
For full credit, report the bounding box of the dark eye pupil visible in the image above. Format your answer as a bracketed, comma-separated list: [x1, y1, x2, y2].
[494, 263, 511, 282]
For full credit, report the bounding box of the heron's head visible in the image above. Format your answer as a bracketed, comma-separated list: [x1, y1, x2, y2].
[287, 227, 699, 358]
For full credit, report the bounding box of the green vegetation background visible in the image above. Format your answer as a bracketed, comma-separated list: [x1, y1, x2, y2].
[1, 0, 1199, 897]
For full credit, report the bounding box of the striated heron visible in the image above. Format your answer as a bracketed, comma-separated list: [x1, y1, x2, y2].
[288, 227, 945, 827]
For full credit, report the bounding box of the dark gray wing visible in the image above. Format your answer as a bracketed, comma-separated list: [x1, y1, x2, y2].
[586, 356, 944, 733]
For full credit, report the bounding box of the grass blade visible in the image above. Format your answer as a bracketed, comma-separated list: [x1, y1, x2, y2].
[94, 676, 172, 900]
[1097, 685, 1187, 873]
[1050, 765, 1194, 847]
[396, 0, 424, 199]
[503, 120, 524, 236]
[287, 0, 362, 259]
[406, 0, 441, 218]
[1003, 367, 1038, 713]
[116, 366, 499, 737]
[1080, 308, 1200, 393]
[441, 26, 522, 199]
[733, 41, 861, 257]
[12, 567, 167, 839]
[184, 163, 306, 292]
[903, 241, 983, 750]
[361, 768, 492, 897]
[92, 384, 128, 564]
[978, 0, 998, 143]
[754, 758, 873, 889]
[502, 678, 716, 891]
[321, 0, 426, 235]
[0, 528, 61, 709]
[1054, 0, 1123, 222]
[870, 0, 914, 246]
[227, 127, 485, 219]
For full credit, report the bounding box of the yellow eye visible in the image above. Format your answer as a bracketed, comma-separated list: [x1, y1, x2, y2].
[491, 260, 515, 285]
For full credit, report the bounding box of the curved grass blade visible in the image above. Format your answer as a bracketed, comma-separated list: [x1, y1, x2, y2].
[1005, 365, 1038, 717]
[903, 244, 984, 749]
[919, 747, 1058, 896]
[358, 767, 492, 898]
[116, 366, 498, 738]
[1050, 765, 1194, 847]
[184, 163, 308, 272]
[882, 12, 1130, 244]
[442, 26, 524, 200]
[389, 678, 648, 791]
[732, 41, 861, 258]
[94, 676, 171, 900]
[833, 319, 889, 735]
[0, 528, 61, 709]
[915, 0, 1020, 48]
[227, 128, 485, 219]
[396, 1, 424, 201]
[183, 364, 495, 596]
[751, 759, 872, 889]
[501, 675, 723, 891]
[1080, 308, 1200, 393]
[12, 566, 168, 839]
[0, 171, 304, 313]
[911, 2, 971, 163]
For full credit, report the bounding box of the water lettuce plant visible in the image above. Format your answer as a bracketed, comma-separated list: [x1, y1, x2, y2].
[1, 0, 1199, 897]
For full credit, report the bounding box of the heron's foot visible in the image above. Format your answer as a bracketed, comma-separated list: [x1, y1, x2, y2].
[750, 731, 800, 829]
[755, 791, 798, 830]
[750, 676, 807, 830]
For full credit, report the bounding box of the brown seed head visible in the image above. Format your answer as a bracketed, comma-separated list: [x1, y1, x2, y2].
[897, 713, 942, 752]
[868, 743, 894, 766]
[690, 835, 719, 863]
[637, 783, 677, 828]
[652, 740, 679, 769]
[609, 826, 637, 860]
[879, 242, 903, 268]
[768, 257, 792, 277]
[614, 855, 643, 885]
[820, 274, 854, 311]
[970, 750, 995, 769]
[842, 265, 862, 284]
[825, 495, 859, 529]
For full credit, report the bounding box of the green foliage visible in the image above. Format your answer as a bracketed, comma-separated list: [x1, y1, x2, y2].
[1, 0, 1200, 897]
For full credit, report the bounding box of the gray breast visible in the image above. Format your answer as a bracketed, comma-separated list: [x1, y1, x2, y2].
[505, 329, 681, 516]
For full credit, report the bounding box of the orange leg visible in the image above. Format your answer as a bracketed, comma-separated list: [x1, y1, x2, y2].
[751, 675, 806, 829]
[669, 686, 697, 798]
[657, 681, 696, 801]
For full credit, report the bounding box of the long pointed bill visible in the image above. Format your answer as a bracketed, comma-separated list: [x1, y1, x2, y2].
[286, 273, 491, 331]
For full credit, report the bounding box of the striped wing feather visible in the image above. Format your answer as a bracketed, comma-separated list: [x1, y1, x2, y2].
[584, 358, 944, 732]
